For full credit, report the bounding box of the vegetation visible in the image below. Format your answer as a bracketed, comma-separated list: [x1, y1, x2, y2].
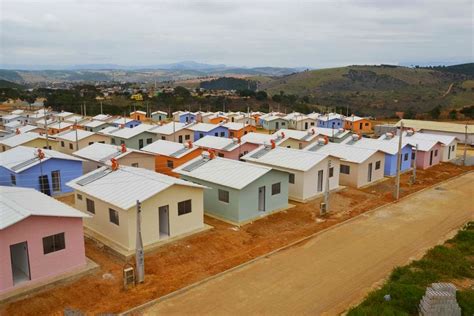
[348, 222, 474, 315]
[200, 77, 257, 91]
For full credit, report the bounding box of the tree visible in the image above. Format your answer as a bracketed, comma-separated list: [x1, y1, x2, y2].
[255, 90, 268, 101]
[404, 108, 416, 119]
[448, 109, 457, 120]
[430, 105, 441, 119]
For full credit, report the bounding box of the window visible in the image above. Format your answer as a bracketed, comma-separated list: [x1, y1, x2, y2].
[77, 193, 82, 200]
[86, 198, 95, 214]
[220, 132, 225, 137]
[167, 160, 174, 169]
[131, 163, 139, 167]
[289, 173, 295, 184]
[111, 138, 116, 145]
[282, 122, 286, 126]
[230, 131, 234, 137]
[411, 152, 415, 160]
[214, 132, 218, 136]
[139, 139, 144, 149]
[218, 189, 229, 203]
[10, 174, 16, 186]
[61, 141, 65, 147]
[146, 138, 153, 144]
[272, 182, 281, 195]
[365, 123, 369, 126]
[43, 232, 65, 254]
[69, 143, 73, 150]
[161, 136, 166, 140]
[52, 170, 61, 192]
[120, 140, 125, 145]
[199, 133, 204, 139]
[340, 164, 350, 174]
[434, 149, 438, 157]
[178, 199, 192, 215]
[109, 208, 120, 225]
[404, 153, 409, 161]
[185, 134, 190, 140]
[329, 167, 334, 178]
[375, 161, 381, 170]
[218, 153, 224, 157]
[89, 142, 94, 145]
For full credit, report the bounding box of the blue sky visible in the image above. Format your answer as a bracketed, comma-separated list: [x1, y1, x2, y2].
[1, 0, 472, 68]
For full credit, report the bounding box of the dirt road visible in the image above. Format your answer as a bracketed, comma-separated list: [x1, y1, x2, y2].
[142, 172, 474, 315]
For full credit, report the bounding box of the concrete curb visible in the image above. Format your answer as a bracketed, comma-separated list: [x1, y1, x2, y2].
[120, 170, 473, 315]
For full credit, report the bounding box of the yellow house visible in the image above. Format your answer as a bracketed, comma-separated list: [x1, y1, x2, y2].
[130, 94, 143, 101]
[67, 166, 206, 258]
[0, 132, 59, 152]
[54, 129, 111, 155]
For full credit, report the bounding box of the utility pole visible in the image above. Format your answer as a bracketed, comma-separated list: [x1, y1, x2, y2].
[346, 104, 349, 117]
[463, 124, 468, 166]
[135, 200, 144, 283]
[411, 144, 418, 184]
[74, 120, 79, 151]
[394, 122, 403, 200]
[324, 159, 331, 212]
[43, 105, 49, 148]
[83, 102, 87, 117]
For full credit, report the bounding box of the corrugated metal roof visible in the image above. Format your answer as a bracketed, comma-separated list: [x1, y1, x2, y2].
[222, 122, 249, 130]
[317, 113, 344, 122]
[271, 129, 318, 142]
[344, 115, 365, 122]
[55, 129, 98, 141]
[395, 119, 473, 134]
[401, 131, 457, 146]
[378, 134, 439, 152]
[107, 124, 154, 139]
[84, 120, 108, 128]
[186, 123, 223, 132]
[67, 166, 205, 210]
[0, 186, 88, 230]
[141, 139, 197, 157]
[341, 136, 404, 155]
[194, 136, 239, 151]
[305, 142, 378, 163]
[92, 114, 112, 121]
[307, 127, 350, 138]
[240, 132, 275, 145]
[148, 122, 188, 135]
[48, 121, 73, 129]
[0, 146, 82, 172]
[174, 156, 272, 190]
[0, 132, 43, 147]
[73, 142, 147, 162]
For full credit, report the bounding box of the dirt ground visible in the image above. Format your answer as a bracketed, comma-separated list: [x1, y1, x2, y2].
[144, 172, 474, 316]
[0, 163, 472, 315]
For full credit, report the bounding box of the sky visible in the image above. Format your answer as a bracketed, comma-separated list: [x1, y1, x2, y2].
[0, 0, 472, 68]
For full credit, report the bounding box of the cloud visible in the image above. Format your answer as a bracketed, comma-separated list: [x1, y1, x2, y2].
[0, 0, 472, 67]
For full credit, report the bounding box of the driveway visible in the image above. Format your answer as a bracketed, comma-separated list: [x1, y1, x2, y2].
[142, 172, 474, 315]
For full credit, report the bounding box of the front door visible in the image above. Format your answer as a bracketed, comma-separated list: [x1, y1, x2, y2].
[10, 241, 31, 285]
[317, 169, 324, 192]
[304, 122, 308, 129]
[275, 122, 279, 130]
[367, 163, 373, 182]
[429, 150, 433, 165]
[258, 186, 266, 212]
[178, 135, 183, 143]
[159, 205, 170, 238]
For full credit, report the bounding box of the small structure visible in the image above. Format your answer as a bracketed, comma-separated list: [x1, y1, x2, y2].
[243, 146, 340, 202]
[0, 146, 83, 196]
[206, 113, 228, 124]
[194, 135, 259, 160]
[149, 122, 194, 143]
[55, 129, 110, 155]
[186, 123, 229, 141]
[103, 124, 158, 150]
[141, 139, 202, 176]
[73, 142, 155, 173]
[92, 114, 113, 122]
[284, 112, 316, 130]
[68, 166, 206, 257]
[401, 131, 457, 162]
[130, 110, 147, 121]
[83, 120, 111, 132]
[395, 119, 474, 145]
[316, 113, 344, 129]
[150, 111, 167, 122]
[222, 122, 256, 138]
[174, 155, 289, 225]
[271, 129, 319, 149]
[419, 283, 461, 316]
[344, 115, 372, 133]
[260, 114, 288, 131]
[173, 111, 196, 123]
[309, 127, 352, 143]
[306, 141, 385, 188]
[0, 186, 89, 295]
[0, 132, 59, 152]
[54, 111, 75, 122]
[111, 117, 141, 129]
[46, 121, 74, 135]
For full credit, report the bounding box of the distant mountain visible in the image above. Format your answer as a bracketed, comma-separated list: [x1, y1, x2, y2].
[0, 79, 24, 89]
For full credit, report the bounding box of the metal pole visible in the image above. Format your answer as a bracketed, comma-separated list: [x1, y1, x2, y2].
[100, 101, 103, 114]
[324, 159, 331, 211]
[463, 124, 468, 166]
[74, 120, 79, 151]
[394, 122, 403, 199]
[135, 200, 144, 283]
[43, 105, 49, 148]
[411, 144, 418, 183]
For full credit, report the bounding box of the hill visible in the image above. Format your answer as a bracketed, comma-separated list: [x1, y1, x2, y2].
[0, 79, 24, 89]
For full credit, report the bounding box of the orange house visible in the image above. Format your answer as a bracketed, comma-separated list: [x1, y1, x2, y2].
[223, 122, 256, 139]
[344, 116, 372, 133]
[141, 139, 203, 177]
[130, 110, 147, 121]
[47, 121, 76, 135]
[208, 115, 228, 125]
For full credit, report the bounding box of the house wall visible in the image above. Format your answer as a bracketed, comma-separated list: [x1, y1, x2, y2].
[0, 216, 86, 294]
[156, 129, 194, 144]
[0, 159, 83, 195]
[440, 142, 457, 162]
[292, 119, 316, 131]
[110, 132, 158, 150]
[151, 114, 167, 122]
[416, 143, 442, 169]
[278, 138, 316, 150]
[155, 149, 203, 177]
[111, 120, 141, 128]
[117, 152, 155, 171]
[344, 119, 372, 133]
[1, 138, 59, 152]
[57, 134, 110, 155]
[228, 125, 256, 139]
[209, 117, 227, 124]
[317, 118, 343, 129]
[179, 114, 196, 123]
[193, 126, 229, 141]
[130, 113, 146, 121]
[339, 152, 385, 188]
[213, 143, 259, 160]
[262, 119, 288, 131]
[384, 146, 413, 176]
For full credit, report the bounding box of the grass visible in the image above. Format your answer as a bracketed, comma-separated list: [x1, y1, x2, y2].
[348, 222, 474, 315]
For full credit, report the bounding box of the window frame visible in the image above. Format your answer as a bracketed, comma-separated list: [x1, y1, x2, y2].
[178, 199, 192, 216]
[218, 189, 230, 203]
[43, 232, 66, 255]
[271, 182, 281, 195]
[86, 198, 95, 214]
[340, 164, 350, 174]
[289, 173, 295, 184]
[109, 208, 120, 226]
[375, 161, 381, 170]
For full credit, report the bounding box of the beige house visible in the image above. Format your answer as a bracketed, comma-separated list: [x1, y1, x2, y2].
[149, 122, 194, 143]
[0, 132, 59, 152]
[305, 141, 385, 188]
[73, 142, 156, 173]
[67, 166, 206, 258]
[55, 129, 110, 154]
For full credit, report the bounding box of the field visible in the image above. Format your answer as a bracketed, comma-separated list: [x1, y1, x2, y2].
[348, 222, 474, 315]
[1, 162, 472, 315]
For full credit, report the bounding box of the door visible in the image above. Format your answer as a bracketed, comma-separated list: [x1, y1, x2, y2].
[317, 170, 324, 192]
[258, 186, 266, 212]
[275, 122, 279, 130]
[304, 122, 308, 129]
[178, 135, 183, 143]
[51, 170, 61, 193]
[38, 175, 51, 196]
[367, 163, 373, 182]
[10, 241, 31, 285]
[429, 150, 433, 165]
[448, 147, 451, 160]
[159, 205, 170, 238]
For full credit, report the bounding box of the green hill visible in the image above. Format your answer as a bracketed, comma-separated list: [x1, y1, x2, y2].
[0, 79, 24, 89]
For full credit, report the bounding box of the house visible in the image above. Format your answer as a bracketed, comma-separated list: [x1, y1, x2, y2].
[67, 166, 206, 257]
[0, 132, 59, 152]
[401, 131, 457, 162]
[222, 122, 256, 138]
[150, 111, 167, 122]
[46, 121, 74, 135]
[173, 111, 196, 123]
[186, 123, 229, 141]
[194, 135, 259, 160]
[54, 111, 75, 122]
[111, 117, 141, 128]
[233, 114, 256, 126]
[344, 115, 372, 133]
[206, 113, 228, 124]
[242, 146, 340, 202]
[148, 122, 194, 143]
[174, 155, 289, 225]
[83, 120, 110, 132]
[73, 142, 155, 173]
[142, 139, 202, 176]
[92, 114, 113, 122]
[1, 114, 27, 126]
[316, 113, 344, 129]
[0, 146, 83, 196]
[271, 129, 319, 149]
[105, 124, 158, 150]
[260, 114, 288, 131]
[395, 119, 474, 145]
[0, 186, 88, 295]
[342, 134, 412, 177]
[305, 141, 385, 188]
[194, 111, 214, 123]
[130, 110, 147, 121]
[55, 129, 110, 155]
[309, 127, 352, 143]
[379, 132, 442, 170]
[284, 113, 316, 130]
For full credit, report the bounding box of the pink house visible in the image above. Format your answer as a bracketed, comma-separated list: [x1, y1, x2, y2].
[193, 135, 259, 160]
[0, 186, 88, 294]
[414, 141, 442, 169]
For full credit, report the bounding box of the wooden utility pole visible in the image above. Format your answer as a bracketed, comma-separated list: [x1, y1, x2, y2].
[411, 144, 418, 184]
[394, 122, 404, 200]
[43, 105, 49, 148]
[463, 124, 468, 166]
[324, 159, 331, 211]
[74, 120, 79, 151]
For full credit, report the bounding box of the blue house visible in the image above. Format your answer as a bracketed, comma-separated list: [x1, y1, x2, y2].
[187, 123, 229, 141]
[342, 135, 412, 176]
[111, 117, 142, 128]
[317, 113, 344, 129]
[0, 146, 83, 196]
